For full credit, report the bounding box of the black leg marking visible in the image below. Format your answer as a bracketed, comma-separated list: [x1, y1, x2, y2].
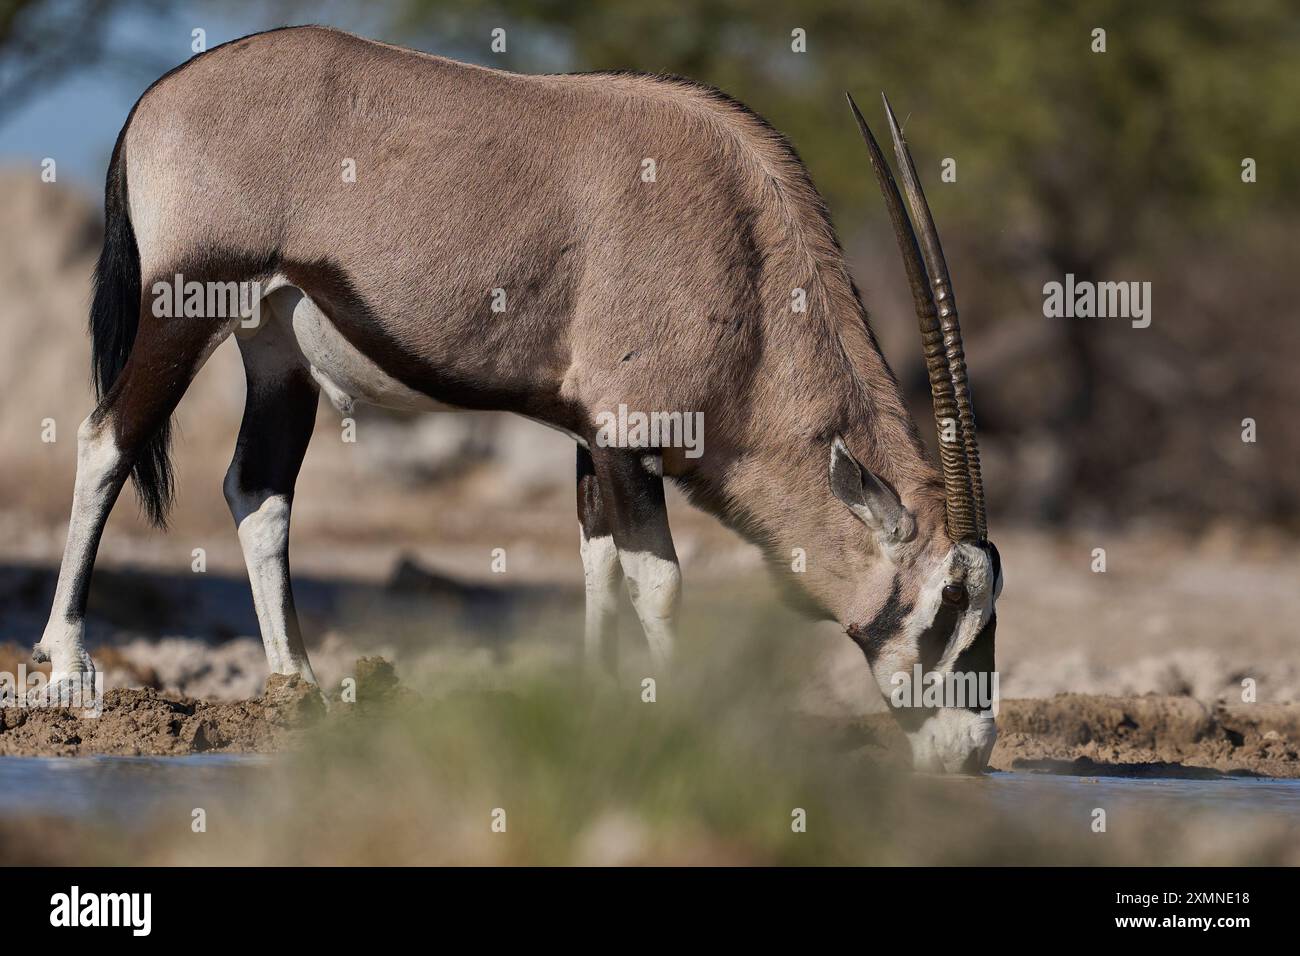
[577, 444, 612, 541]
[223, 328, 320, 680]
[588, 446, 680, 668]
[577, 445, 622, 675]
[590, 448, 678, 564]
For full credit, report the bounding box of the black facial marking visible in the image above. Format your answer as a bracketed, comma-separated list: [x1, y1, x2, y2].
[952, 612, 996, 713]
[917, 598, 962, 673]
[980, 540, 1002, 591]
[846, 576, 912, 665]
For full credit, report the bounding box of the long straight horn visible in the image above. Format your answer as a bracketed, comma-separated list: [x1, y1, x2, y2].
[880, 94, 986, 540]
[845, 92, 978, 542]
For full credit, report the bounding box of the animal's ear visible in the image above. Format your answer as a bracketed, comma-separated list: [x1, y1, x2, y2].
[829, 435, 916, 546]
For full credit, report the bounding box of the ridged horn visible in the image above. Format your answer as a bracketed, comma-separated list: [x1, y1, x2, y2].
[880, 94, 985, 540]
[846, 92, 981, 541]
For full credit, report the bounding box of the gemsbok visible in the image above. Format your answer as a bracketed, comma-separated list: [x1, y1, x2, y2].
[36, 26, 1002, 773]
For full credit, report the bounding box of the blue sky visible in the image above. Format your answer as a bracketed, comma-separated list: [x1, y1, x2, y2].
[0, 3, 404, 194]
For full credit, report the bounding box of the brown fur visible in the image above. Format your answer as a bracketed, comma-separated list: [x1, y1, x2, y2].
[119, 25, 948, 626]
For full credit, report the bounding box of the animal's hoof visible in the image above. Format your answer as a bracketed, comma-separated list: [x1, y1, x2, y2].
[27, 673, 100, 710]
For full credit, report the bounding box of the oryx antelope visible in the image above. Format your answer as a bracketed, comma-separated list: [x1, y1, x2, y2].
[37, 26, 1002, 773]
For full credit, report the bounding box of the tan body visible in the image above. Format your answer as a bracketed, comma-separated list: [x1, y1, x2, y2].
[130, 24, 939, 533]
[37, 27, 1001, 774]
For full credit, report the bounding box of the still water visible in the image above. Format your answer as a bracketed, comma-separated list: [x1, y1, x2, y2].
[0, 754, 271, 827]
[0, 755, 1296, 828]
[977, 770, 1300, 822]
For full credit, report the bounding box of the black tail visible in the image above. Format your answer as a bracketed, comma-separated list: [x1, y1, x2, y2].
[90, 141, 173, 528]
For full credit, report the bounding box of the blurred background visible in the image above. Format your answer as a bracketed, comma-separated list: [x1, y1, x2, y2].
[1, 0, 1297, 706]
[2, 0, 1299, 868]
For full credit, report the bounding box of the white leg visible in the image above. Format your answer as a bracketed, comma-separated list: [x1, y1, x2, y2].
[32, 416, 120, 691]
[223, 485, 317, 682]
[223, 310, 320, 683]
[586, 447, 681, 673]
[618, 550, 681, 670]
[35, 307, 232, 700]
[579, 526, 622, 674]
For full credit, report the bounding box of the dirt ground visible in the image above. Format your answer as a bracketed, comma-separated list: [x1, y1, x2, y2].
[0, 678, 321, 758]
[3, 670, 1297, 778]
[989, 696, 1300, 778]
[0, 660, 405, 757]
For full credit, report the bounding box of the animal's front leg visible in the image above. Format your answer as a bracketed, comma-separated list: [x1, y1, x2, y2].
[577, 445, 622, 675]
[590, 447, 681, 672]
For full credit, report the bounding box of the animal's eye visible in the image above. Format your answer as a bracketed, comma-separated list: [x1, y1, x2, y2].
[941, 584, 965, 605]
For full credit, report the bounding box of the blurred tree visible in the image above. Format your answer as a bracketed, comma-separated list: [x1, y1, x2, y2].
[387, 0, 1300, 526]
[389, 0, 1299, 231]
[4, 0, 1296, 527]
[0, 0, 186, 124]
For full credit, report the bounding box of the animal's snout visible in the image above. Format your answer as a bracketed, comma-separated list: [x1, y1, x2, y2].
[906, 709, 997, 775]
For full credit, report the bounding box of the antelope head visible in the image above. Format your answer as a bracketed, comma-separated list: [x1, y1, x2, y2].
[832, 94, 1002, 774]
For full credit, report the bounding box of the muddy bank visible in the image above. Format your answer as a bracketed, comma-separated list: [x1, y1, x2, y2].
[0, 659, 402, 757]
[3, 677, 1298, 778]
[849, 695, 1300, 778]
[988, 695, 1300, 778]
[0, 679, 314, 757]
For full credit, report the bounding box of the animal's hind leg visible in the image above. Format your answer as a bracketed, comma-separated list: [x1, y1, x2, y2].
[34, 311, 233, 696]
[223, 304, 320, 683]
[32, 415, 126, 694]
[577, 445, 622, 676]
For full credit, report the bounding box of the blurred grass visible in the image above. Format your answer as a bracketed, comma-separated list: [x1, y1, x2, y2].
[235, 622, 897, 865]
[5, 610, 1299, 865]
